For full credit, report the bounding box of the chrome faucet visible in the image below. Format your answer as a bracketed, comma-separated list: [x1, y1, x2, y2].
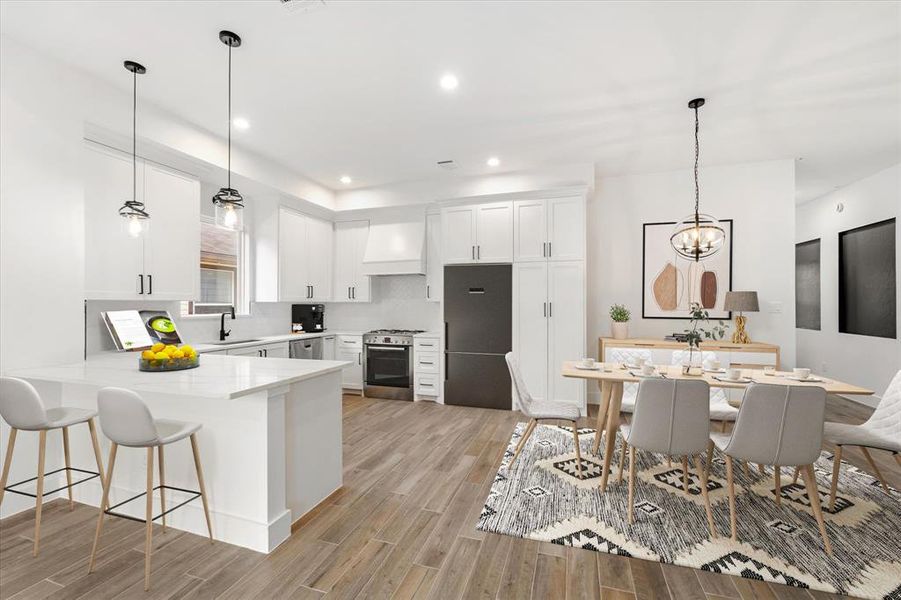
[219, 306, 235, 341]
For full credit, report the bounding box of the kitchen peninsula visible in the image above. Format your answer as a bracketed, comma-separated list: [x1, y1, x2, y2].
[6, 352, 349, 553]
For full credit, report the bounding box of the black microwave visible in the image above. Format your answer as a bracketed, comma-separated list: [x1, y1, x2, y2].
[291, 304, 325, 333]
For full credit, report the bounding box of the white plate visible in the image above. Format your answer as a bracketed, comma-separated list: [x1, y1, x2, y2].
[786, 376, 825, 383]
[623, 363, 645, 370]
[574, 364, 601, 371]
[715, 376, 752, 384]
[703, 368, 726, 374]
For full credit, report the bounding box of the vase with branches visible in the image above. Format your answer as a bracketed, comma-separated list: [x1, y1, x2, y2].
[682, 302, 727, 374]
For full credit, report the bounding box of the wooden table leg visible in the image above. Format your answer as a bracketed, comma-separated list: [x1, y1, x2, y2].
[592, 381, 612, 454]
[599, 381, 622, 493]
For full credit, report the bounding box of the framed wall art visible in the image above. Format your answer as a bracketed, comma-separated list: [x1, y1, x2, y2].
[642, 220, 733, 319]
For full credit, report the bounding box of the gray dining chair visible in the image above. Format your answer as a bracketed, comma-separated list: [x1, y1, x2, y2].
[89, 387, 213, 591]
[670, 350, 738, 431]
[708, 383, 832, 555]
[824, 369, 900, 509]
[0, 376, 105, 557]
[619, 378, 717, 537]
[505, 352, 584, 477]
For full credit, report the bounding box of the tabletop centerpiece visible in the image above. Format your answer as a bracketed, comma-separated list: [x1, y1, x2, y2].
[139, 342, 199, 372]
[682, 302, 727, 375]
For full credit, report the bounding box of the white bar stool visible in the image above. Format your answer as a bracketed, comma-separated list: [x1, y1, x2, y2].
[0, 376, 106, 556]
[88, 387, 213, 591]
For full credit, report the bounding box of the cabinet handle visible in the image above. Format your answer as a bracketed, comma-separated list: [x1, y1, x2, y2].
[138, 274, 144, 295]
[147, 274, 152, 295]
[477, 245, 480, 260]
[542, 242, 546, 257]
[549, 302, 553, 317]
[264, 349, 268, 357]
[348, 286, 351, 300]
[548, 242, 552, 257]
[421, 361, 434, 365]
[472, 246, 475, 260]
[352, 286, 355, 299]
[543, 302, 546, 317]
[358, 352, 361, 365]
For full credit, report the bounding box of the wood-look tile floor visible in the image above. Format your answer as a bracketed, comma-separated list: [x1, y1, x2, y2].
[2, 394, 896, 600]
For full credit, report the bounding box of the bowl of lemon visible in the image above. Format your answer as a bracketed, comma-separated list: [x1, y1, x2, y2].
[139, 343, 199, 372]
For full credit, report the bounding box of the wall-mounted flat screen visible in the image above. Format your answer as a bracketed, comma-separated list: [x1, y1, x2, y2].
[795, 239, 821, 330]
[838, 218, 896, 338]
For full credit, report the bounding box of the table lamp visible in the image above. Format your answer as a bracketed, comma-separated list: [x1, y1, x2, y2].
[724, 291, 759, 344]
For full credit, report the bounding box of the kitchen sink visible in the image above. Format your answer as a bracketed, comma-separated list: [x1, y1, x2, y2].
[211, 338, 263, 346]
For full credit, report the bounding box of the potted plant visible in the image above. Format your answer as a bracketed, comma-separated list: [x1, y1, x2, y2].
[683, 302, 727, 375]
[609, 304, 631, 340]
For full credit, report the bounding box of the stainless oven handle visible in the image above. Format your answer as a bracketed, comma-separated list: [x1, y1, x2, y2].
[366, 345, 407, 352]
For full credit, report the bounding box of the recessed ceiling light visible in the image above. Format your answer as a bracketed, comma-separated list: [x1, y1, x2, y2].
[233, 117, 250, 130]
[486, 156, 500, 167]
[439, 73, 459, 91]
[340, 175, 352, 185]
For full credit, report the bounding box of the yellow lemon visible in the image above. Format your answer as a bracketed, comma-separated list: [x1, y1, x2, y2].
[186, 350, 197, 359]
[173, 350, 185, 359]
[151, 342, 165, 353]
[180, 344, 194, 355]
[154, 352, 169, 361]
[141, 350, 155, 360]
[164, 344, 178, 354]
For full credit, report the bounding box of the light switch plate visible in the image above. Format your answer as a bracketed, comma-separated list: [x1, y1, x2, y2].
[768, 301, 783, 314]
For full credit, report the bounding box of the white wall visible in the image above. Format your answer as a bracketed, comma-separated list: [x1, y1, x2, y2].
[796, 164, 900, 405]
[589, 159, 797, 401]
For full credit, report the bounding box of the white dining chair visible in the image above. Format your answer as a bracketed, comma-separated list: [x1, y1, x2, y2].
[824, 369, 900, 508]
[89, 387, 213, 591]
[0, 377, 106, 557]
[505, 352, 584, 477]
[619, 378, 717, 537]
[708, 383, 832, 555]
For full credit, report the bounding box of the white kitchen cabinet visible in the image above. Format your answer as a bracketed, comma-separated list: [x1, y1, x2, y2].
[425, 213, 442, 302]
[226, 346, 265, 357]
[322, 335, 336, 360]
[414, 335, 442, 401]
[336, 335, 363, 391]
[513, 196, 585, 263]
[276, 208, 333, 302]
[225, 341, 289, 358]
[512, 260, 585, 412]
[441, 201, 513, 264]
[84, 142, 200, 300]
[333, 220, 371, 302]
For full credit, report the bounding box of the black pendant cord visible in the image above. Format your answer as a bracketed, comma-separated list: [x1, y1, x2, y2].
[693, 103, 700, 227]
[227, 43, 232, 191]
[132, 68, 137, 205]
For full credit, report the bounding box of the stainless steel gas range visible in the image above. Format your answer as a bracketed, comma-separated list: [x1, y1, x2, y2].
[362, 329, 425, 400]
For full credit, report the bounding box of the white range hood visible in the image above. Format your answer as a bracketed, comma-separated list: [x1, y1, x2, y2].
[361, 220, 426, 275]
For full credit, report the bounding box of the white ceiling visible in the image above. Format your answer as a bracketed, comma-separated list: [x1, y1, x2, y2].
[1, 1, 899, 203]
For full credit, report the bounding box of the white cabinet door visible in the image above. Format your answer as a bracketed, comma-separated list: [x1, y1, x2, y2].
[143, 163, 200, 300]
[227, 346, 264, 357]
[337, 347, 362, 389]
[547, 197, 585, 261]
[476, 202, 513, 263]
[513, 200, 547, 263]
[322, 336, 336, 360]
[350, 221, 370, 302]
[426, 213, 442, 302]
[278, 209, 309, 301]
[333, 221, 357, 302]
[513, 263, 549, 405]
[84, 144, 145, 299]
[259, 342, 289, 358]
[548, 261, 585, 407]
[441, 206, 477, 264]
[306, 216, 333, 302]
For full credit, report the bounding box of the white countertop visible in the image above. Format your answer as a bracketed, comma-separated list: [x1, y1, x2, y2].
[6, 352, 351, 400]
[194, 331, 364, 353]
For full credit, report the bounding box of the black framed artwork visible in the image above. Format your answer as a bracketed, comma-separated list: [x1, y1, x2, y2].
[838, 218, 896, 339]
[795, 238, 821, 331]
[641, 220, 733, 320]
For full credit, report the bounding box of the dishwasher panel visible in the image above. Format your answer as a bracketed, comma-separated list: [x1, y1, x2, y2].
[289, 337, 323, 360]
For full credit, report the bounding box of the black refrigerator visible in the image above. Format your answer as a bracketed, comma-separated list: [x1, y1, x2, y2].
[444, 264, 512, 409]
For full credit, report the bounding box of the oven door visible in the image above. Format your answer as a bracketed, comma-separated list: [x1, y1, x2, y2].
[364, 344, 412, 389]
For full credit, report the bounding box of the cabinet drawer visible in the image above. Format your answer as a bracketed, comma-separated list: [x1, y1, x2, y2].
[415, 374, 440, 396]
[414, 338, 441, 352]
[729, 351, 777, 368]
[337, 335, 362, 349]
[415, 351, 440, 374]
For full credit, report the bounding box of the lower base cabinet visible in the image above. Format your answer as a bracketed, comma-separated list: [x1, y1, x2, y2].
[337, 335, 363, 391]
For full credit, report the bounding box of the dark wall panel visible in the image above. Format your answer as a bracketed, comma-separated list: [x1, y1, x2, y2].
[839, 218, 896, 338]
[795, 239, 821, 330]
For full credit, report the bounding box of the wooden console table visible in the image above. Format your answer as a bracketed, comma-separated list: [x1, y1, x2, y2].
[599, 337, 781, 370]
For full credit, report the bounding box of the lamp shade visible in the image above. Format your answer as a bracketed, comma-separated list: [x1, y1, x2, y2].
[724, 291, 759, 313]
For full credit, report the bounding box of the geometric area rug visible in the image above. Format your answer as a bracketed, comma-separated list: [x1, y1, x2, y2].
[476, 423, 901, 599]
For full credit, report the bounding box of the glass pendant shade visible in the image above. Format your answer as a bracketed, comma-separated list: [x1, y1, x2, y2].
[118, 60, 148, 236]
[213, 187, 244, 230]
[121, 210, 150, 238]
[670, 213, 726, 260]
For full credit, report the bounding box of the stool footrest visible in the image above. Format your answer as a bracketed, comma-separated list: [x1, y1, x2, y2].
[3, 467, 100, 498]
[104, 484, 201, 524]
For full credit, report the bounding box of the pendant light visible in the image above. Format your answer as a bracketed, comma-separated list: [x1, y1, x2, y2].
[670, 98, 726, 261]
[119, 60, 149, 238]
[212, 30, 244, 230]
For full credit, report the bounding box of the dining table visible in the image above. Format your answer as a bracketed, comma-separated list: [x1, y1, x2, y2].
[561, 361, 874, 493]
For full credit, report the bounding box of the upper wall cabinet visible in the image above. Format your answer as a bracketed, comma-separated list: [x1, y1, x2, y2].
[275, 208, 334, 303]
[441, 201, 513, 264]
[84, 143, 200, 300]
[333, 220, 371, 302]
[425, 213, 442, 302]
[513, 197, 585, 263]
